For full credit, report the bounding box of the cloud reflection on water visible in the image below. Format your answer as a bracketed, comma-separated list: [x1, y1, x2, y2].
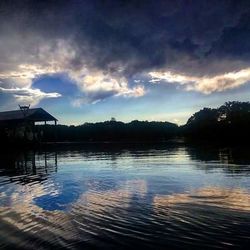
[1, 145, 250, 249]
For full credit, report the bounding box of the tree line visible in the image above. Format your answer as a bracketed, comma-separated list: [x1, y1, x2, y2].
[40, 120, 178, 142]
[1, 101, 250, 143]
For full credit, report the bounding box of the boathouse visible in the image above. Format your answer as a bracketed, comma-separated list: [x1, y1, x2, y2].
[0, 106, 57, 142]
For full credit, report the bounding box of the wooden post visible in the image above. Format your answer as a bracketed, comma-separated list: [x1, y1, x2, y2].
[32, 150, 36, 175]
[55, 151, 58, 172]
[44, 150, 47, 173]
[54, 120, 57, 143]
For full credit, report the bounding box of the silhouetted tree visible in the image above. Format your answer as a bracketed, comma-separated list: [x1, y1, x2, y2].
[218, 101, 250, 124]
[37, 120, 178, 142]
[186, 108, 218, 127]
[183, 101, 250, 141]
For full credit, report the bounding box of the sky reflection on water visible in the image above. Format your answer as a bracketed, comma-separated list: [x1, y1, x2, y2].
[0, 144, 250, 249]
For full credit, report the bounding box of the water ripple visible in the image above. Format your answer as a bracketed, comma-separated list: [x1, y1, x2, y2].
[1, 146, 250, 249]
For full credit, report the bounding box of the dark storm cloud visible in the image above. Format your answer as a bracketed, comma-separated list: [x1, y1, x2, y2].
[1, 0, 250, 77]
[208, 12, 250, 59]
[1, 0, 250, 109]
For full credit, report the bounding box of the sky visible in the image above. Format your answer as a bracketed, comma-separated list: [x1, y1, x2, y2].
[1, 0, 250, 125]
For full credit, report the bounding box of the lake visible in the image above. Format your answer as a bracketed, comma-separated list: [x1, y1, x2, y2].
[0, 143, 250, 249]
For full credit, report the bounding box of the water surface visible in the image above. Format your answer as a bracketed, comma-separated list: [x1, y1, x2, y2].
[0, 144, 250, 249]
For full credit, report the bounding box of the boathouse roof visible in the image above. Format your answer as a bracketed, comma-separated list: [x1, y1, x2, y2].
[0, 108, 57, 123]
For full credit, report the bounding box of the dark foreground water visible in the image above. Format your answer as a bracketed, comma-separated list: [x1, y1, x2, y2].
[0, 144, 250, 249]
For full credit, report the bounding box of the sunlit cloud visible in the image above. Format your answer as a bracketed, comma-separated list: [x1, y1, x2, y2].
[68, 69, 145, 105]
[0, 64, 57, 89]
[0, 38, 145, 108]
[149, 68, 250, 94]
[0, 87, 61, 106]
[78, 71, 145, 97]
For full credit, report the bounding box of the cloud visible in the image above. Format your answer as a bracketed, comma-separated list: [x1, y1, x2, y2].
[70, 69, 135, 95]
[0, 87, 61, 106]
[68, 68, 145, 105]
[149, 67, 250, 94]
[1, 0, 250, 105]
[0, 38, 145, 106]
[0, 64, 59, 89]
